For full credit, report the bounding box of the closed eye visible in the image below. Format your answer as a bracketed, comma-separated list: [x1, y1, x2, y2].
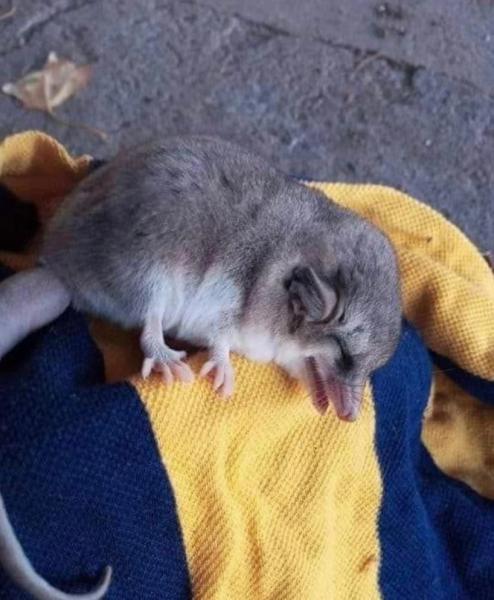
[331, 336, 354, 372]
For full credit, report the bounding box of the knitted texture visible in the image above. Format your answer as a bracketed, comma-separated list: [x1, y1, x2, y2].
[0, 268, 191, 600]
[134, 355, 382, 599]
[310, 183, 494, 501]
[1, 131, 493, 600]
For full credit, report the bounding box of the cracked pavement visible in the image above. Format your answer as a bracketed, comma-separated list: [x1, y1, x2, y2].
[0, 0, 493, 249]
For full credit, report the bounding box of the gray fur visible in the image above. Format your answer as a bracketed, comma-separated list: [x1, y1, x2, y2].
[2, 135, 402, 411]
[0, 136, 401, 594]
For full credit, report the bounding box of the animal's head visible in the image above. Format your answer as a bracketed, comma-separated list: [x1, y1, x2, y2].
[280, 218, 402, 421]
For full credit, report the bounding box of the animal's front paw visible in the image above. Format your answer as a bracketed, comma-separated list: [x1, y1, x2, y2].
[200, 357, 235, 397]
[141, 349, 195, 384]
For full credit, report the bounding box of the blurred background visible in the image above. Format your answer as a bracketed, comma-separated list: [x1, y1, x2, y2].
[1, 0, 493, 250]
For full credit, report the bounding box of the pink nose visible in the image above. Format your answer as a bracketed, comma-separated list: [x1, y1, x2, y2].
[335, 408, 358, 422]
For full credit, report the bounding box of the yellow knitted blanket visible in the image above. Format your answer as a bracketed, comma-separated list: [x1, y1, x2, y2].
[1, 131, 493, 599]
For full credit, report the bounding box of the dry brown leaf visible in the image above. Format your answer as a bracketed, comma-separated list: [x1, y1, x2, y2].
[2, 51, 92, 113]
[0, 4, 16, 21]
[2, 52, 107, 141]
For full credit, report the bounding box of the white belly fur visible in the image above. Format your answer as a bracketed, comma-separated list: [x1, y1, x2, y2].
[150, 269, 303, 375]
[230, 326, 303, 376]
[152, 267, 240, 346]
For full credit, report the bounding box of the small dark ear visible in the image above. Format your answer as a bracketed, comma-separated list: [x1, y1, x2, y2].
[287, 266, 339, 324]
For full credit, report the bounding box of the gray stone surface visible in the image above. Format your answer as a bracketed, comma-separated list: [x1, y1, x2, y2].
[201, 0, 494, 94]
[0, 0, 493, 249]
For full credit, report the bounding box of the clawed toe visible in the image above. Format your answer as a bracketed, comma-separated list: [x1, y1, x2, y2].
[141, 357, 155, 379]
[169, 360, 195, 383]
[141, 355, 194, 384]
[200, 359, 234, 397]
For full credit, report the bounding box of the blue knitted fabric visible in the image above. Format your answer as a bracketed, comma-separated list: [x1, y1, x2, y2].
[374, 325, 494, 599]
[1, 274, 494, 599]
[1, 134, 494, 599]
[0, 267, 191, 599]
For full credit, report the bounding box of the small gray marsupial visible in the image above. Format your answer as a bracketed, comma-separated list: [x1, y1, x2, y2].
[0, 135, 401, 599]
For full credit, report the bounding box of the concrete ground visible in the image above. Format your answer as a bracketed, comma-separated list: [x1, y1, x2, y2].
[1, 0, 493, 250]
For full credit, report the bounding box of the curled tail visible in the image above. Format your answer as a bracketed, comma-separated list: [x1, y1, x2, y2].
[0, 267, 71, 361]
[0, 270, 111, 598]
[0, 493, 112, 600]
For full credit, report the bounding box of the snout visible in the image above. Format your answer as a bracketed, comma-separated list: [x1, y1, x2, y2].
[304, 357, 364, 421]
